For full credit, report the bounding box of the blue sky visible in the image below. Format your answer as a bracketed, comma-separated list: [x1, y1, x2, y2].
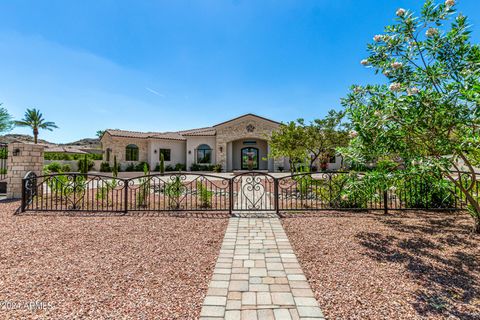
[0, 0, 479, 143]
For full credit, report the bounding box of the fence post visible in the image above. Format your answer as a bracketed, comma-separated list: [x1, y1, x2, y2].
[383, 190, 388, 214]
[328, 174, 332, 207]
[424, 177, 429, 210]
[274, 178, 279, 214]
[20, 178, 26, 213]
[124, 179, 129, 214]
[72, 173, 77, 210]
[229, 179, 233, 215]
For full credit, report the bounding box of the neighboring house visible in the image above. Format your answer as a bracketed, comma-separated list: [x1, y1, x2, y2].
[100, 113, 343, 172]
[45, 146, 89, 155]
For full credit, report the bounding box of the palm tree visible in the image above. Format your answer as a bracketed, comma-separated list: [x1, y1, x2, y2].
[15, 108, 58, 144]
[0, 104, 14, 134]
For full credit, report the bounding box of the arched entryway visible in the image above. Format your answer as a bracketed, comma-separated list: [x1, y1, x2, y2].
[226, 139, 271, 171]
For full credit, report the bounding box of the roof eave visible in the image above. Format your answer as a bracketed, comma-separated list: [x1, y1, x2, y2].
[213, 113, 280, 127]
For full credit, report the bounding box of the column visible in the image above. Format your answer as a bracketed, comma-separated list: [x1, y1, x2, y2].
[6, 142, 45, 199]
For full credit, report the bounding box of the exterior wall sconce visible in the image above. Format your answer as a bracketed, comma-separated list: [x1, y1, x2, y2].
[13, 148, 20, 156]
[188, 150, 191, 154]
[219, 146, 223, 153]
[154, 149, 157, 154]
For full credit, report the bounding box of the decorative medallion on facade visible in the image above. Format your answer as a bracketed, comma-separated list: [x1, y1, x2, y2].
[246, 124, 255, 132]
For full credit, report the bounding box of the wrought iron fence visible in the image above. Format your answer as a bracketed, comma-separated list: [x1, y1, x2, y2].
[21, 172, 231, 213]
[276, 171, 475, 212]
[0, 143, 7, 180]
[19, 171, 479, 214]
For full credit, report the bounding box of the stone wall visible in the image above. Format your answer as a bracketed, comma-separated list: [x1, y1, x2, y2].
[215, 116, 282, 172]
[6, 142, 45, 199]
[101, 134, 148, 168]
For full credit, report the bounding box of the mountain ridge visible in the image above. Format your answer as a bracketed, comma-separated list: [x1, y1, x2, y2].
[0, 134, 101, 149]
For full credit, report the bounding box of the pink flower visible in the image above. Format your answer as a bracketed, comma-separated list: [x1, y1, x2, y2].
[445, 0, 455, 7]
[396, 8, 406, 17]
[426, 28, 439, 37]
[383, 70, 391, 77]
[408, 87, 420, 95]
[349, 131, 358, 138]
[391, 61, 403, 69]
[373, 35, 383, 42]
[360, 59, 370, 66]
[389, 83, 402, 92]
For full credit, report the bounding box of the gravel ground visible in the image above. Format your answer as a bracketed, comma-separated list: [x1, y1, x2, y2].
[0, 200, 228, 319]
[282, 211, 480, 320]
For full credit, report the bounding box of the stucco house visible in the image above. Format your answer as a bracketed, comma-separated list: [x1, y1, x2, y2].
[100, 114, 341, 172]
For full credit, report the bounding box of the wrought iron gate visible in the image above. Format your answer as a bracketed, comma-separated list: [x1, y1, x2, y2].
[231, 172, 276, 212]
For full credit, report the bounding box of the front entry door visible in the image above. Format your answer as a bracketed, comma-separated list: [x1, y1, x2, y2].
[241, 147, 259, 170]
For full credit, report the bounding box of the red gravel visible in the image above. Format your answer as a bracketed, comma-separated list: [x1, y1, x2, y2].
[282, 211, 480, 320]
[0, 200, 228, 319]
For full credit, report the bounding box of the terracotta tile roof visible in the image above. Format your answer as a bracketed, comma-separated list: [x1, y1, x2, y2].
[45, 146, 89, 154]
[150, 132, 187, 140]
[178, 127, 216, 136]
[105, 129, 151, 139]
[105, 129, 188, 141]
[105, 127, 216, 140]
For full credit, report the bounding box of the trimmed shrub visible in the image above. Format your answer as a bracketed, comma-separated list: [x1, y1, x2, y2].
[190, 163, 215, 171]
[197, 181, 213, 208]
[45, 162, 62, 173]
[124, 162, 150, 172]
[159, 153, 165, 173]
[125, 163, 135, 172]
[99, 162, 112, 172]
[175, 163, 186, 171]
[112, 156, 119, 177]
[134, 162, 149, 171]
[78, 157, 94, 173]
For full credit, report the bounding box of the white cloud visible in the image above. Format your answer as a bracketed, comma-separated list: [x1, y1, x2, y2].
[146, 87, 165, 97]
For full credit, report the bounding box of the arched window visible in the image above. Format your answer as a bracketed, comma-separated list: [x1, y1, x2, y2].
[196, 144, 212, 164]
[125, 144, 139, 161]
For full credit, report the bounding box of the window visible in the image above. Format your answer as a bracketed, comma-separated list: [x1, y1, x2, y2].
[125, 144, 139, 161]
[159, 148, 171, 161]
[329, 155, 337, 164]
[196, 144, 212, 164]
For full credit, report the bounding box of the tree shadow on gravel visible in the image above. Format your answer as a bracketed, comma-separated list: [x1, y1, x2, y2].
[356, 213, 480, 319]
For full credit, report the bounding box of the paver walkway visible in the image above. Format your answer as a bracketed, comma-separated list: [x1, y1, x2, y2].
[200, 217, 324, 320]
